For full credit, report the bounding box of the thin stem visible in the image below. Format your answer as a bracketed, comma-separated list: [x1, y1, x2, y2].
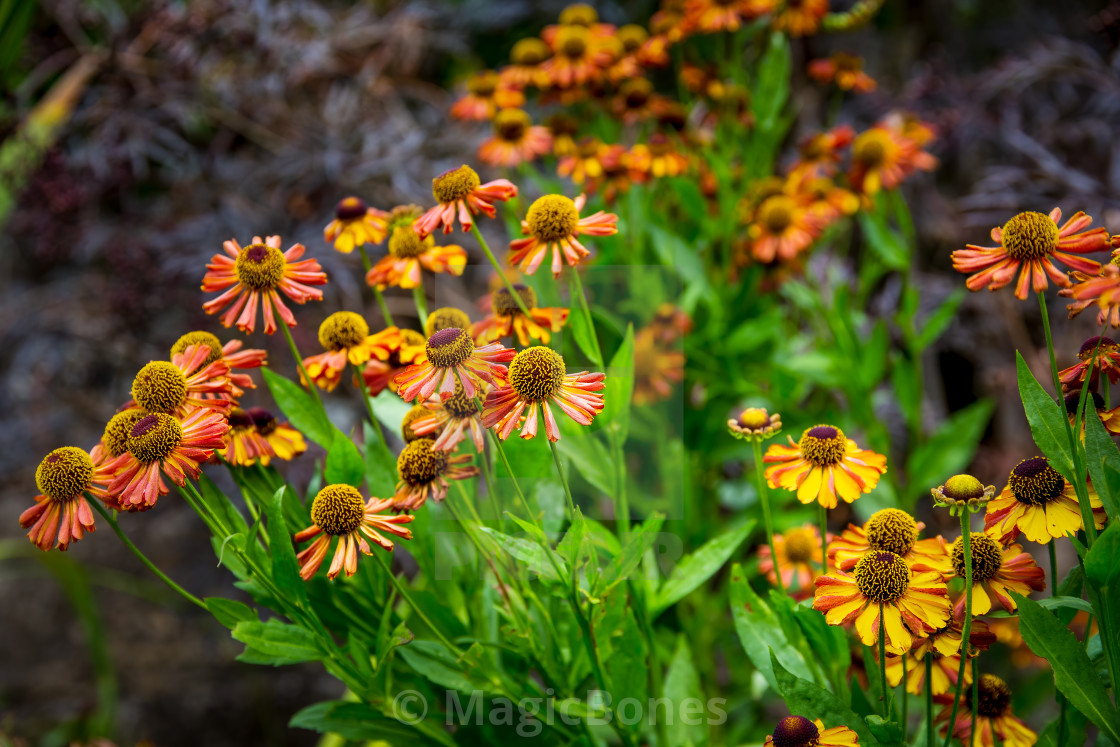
[471, 223, 531, 318]
[1048, 542, 1067, 745]
[611, 431, 630, 541]
[943, 513, 974, 747]
[411, 281, 428, 329]
[278, 316, 325, 411]
[357, 245, 394, 325]
[549, 440, 578, 518]
[819, 503, 829, 576]
[925, 651, 934, 747]
[569, 267, 603, 367]
[970, 657, 979, 747]
[751, 439, 785, 596]
[89, 499, 206, 610]
[878, 600, 889, 717]
[372, 550, 461, 655]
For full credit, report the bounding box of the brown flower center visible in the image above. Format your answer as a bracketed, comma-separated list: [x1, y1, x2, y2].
[951, 533, 1003, 583]
[758, 196, 795, 234]
[310, 484, 366, 536]
[318, 311, 369, 351]
[853, 130, 890, 168]
[170, 331, 224, 367]
[398, 439, 448, 485]
[127, 413, 184, 463]
[511, 38, 549, 65]
[771, 715, 820, 747]
[494, 108, 531, 142]
[556, 26, 590, 59]
[854, 550, 911, 603]
[425, 307, 472, 337]
[508, 346, 566, 402]
[1008, 456, 1065, 506]
[783, 528, 816, 564]
[865, 509, 919, 557]
[432, 165, 481, 204]
[976, 674, 1012, 717]
[132, 361, 188, 414]
[493, 284, 538, 315]
[235, 243, 286, 291]
[526, 195, 580, 241]
[798, 425, 846, 466]
[388, 225, 432, 259]
[1000, 211, 1059, 260]
[335, 196, 368, 221]
[426, 327, 474, 368]
[102, 409, 147, 458]
[36, 447, 94, 500]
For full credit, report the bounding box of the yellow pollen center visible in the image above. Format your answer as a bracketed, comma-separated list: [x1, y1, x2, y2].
[853, 131, 890, 167]
[783, 529, 816, 564]
[318, 311, 369, 351]
[952, 533, 1003, 582]
[132, 361, 188, 414]
[102, 409, 147, 458]
[493, 284, 538, 315]
[511, 38, 549, 65]
[526, 195, 580, 242]
[770, 715, 820, 747]
[618, 25, 648, 52]
[235, 243, 286, 291]
[127, 413, 184, 463]
[426, 327, 475, 368]
[942, 474, 985, 501]
[976, 675, 1012, 717]
[1008, 457, 1065, 506]
[310, 484, 366, 536]
[495, 109, 531, 142]
[443, 379, 481, 419]
[854, 550, 911, 603]
[557, 27, 590, 58]
[35, 447, 94, 500]
[425, 307, 472, 337]
[398, 439, 449, 485]
[559, 3, 597, 25]
[865, 509, 919, 556]
[170, 331, 223, 367]
[1000, 211, 1059, 260]
[467, 73, 499, 97]
[388, 225, 432, 259]
[798, 425, 846, 466]
[508, 346, 566, 402]
[622, 79, 653, 107]
[432, 165, 481, 204]
[401, 404, 433, 443]
[758, 196, 795, 234]
[738, 408, 771, 429]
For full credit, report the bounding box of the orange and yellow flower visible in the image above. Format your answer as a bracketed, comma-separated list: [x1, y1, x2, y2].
[413, 165, 518, 237]
[395, 328, 514, 402]
[558, 137, 609, 185]
[758, 524, 824, 599]
[410, 379, 486, 452]
[764, 425, 887, 508]
[501, 38, 551, 90]
[763, 716, 858, 747]
[984, 456, 1106, 544]
[362, 327, 427, 396]
[202, 235, 328, 335]
[22, 447, 113, 551]
[246, 407, 306, 463]
[170, 331, 267, 400]
[772, 0, 829, 36]
[392, 438, 479, 511]
[482, 346, 605, 442]
[323, 196, 389, 253]
[301, 312, 395, 391]
[629, 134, 690, 180]
[540, 25, 615, 89]
[1065, 390, 1120, 438]
[508, 194, 618, 277]
[808, 53, 876, 93]
[682, 0, 765, 33]
[1062, 256, 1120, 327]
[953, 209, 1109, 300]
[936, 674, 1036, 747]
[847, 116, 937, 196]
[471, 284, 569, 347]
[829, 508, 951, 578]
[790, 125, 855, 180]
[1058, 335, 1120, 391]
[884, 617, 996, 696]
[950, 533, 1045, 617]
[632, 326, 684, 405]
[295, 484, 413, 580]
[218, 407, 276, 467]
[367, 224, 467, 290]
[478, 109, 553, 168]
[449, 71, 524, 121]
[747, 193, 824, 263]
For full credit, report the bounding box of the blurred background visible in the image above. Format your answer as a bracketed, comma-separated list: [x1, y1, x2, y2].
[3, 0, 1120, 744]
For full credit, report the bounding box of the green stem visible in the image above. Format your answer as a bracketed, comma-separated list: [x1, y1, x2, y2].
[878, 600, 889, 717]
[819, 503, 829, 576]
[89, 499, 205, 609]
[751, 439, 785, 596]
[412, 281, 428, 329]
[372, 550, 461, 655]
[470, 223, 531, 318]
[925, 651, 934, 747]
[358, 245, 394, 325]
[611, 430, 630, 542]
[569, 267, 603, 367]
[351, 362, 385, 447]
[943, 513, 974, 747]
[549, 440, 578, 518]
[278, 316, 326, 411]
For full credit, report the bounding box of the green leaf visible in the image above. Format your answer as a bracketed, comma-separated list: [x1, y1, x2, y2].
[290, 700, 446, 744]
[664, 635, 708, 747]
[232, 619, 321, 665]
[1083, 407, 1120, 522]
[262, 368, 333, 448]
[1013, 592, 1120, 744]
[398, 640, 494, 693]
[324, 426, 364, 487]
[865, 715, 904, 746]
[729, 565, 817, 690]
[568, 281, 602, 368]
[363, 421, 398, 497]
[771, 653, 879, 745]
[595, 512, 665, 596]
[370, 389, 412, 434]
[914, 289, 965, 350]
[600, 325, 635, 443]
[1015, 352, 1075, 480]
[1085, 520, 1120, 588]
[556, 428, 613, 496]
[652, 519, 755, 615]
[906, 400, 994, 500]
[479, 527, 565, 580]
[1036, 596, 1094, 614]
[261, 486, 308, 606]
[858, 212, 908, 270]
[205, 597, 257, 629]
[753, 32, 790, 130]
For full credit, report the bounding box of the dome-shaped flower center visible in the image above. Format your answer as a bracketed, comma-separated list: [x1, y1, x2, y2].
[318, 311, 369, 351]
[1077, 335, 1118, 361]
[621, 78, 653, 108]
[235, 243, 286, 291]
[941, 473, 986, 502]
[388, 204, 423, 231]
[247, 407, 278, 435]
[398, 439, 449, 485]
[952, 533, 1003, 582]
[443, 378, 482, 419]
[227, 407, 255, 429]
[494, 108, 531, 142]
[335, 196, 368, 221]
[170, 331, 224, 367]
[388, 225, 432, 259]
[511, 37, 549, 65]
[1000, 211, 1059, 260]
[758, 196, 795, 234]
[493, 284, 538, 315]
[426, 327, 475, 368]
[401, 405, 433, 442]
[509, 346, 566, 402]
[853, 130, 890, 168]
[102, 409, 147, 458]
[310, 484, 366, 536]
[783, 528, 816, 564]
[770, 715, 820, 747]
[618, 24, 648, 52]
[526, 195, 580, 242]
[855, 550, 911, 603]
[976, 674, 1012, 718]
[559, 3, 597, 25]
[36, 447, 94, 500]
[425, 307, 472, 337]
[127, 413, 184, 463]
[1008, 456, 1065, 506]
[798, 425, 846, 466]
[865, 509, 919, 557]
[738, 408, 772, 429]
[466, 72, 499, 98]
[432, 165, 481, 204]
[132, 361, 188, 414]
[557, 26, 590, 59]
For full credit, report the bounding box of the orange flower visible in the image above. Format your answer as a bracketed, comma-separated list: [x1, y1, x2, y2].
[482, 346, 605, 442]
[170, 331, 267, 399]
[413, 165, 517, 237]
[1058, 335, 1120, 391]
[790, 124, 855, 180]
[558, 136, 609, 185]
[478, 109, 553, 168]
[501, 38, 551, 90]
[202, 235, 327, 335]
[953, 209, 1108, 300]
[90, 407, 146, 467]
[367, 225, 467, 290]
[545, 113, 580, 157]
[950, 533, 1045, 616]
[449, 71, 524, 121]
[847, 116, 937, 195]
[747, 193, 825, 263]
[323, 196, 389, 253]
[984, 455, 1106, 545]
[362, 327, 427, 396]
[808, 53, 876, 93]
[508, 194, 618, 277]
[218, 407, 275, 467]
[611, 78, 663, 123]
[540, 25, 615, 88]
[763, 717, 858, 747]
[301, 312, 396, 391]
[392, 438, 479, 511]
[104, 409, 229, 511]
[884, 618, 996, 696]
[395, 328, 515, 402]
[936, 675, 1036, 747]
[22, 447, 113, 551]
[411, 379, 486, 452]
[247, 407, 306, 463]
[764, 425, 887, 508]
[632, 326, 684, 405]
[682, 0, 768, 33]
[130, 344, 233, 419]
[1062, 253, 1120, 326]
[1065, 390, 1120, 438]
[629, 134, 690, 180]
[758, 524, 825, 599]
[471, 284, 569, 346]
[773, 0, 829, 36]
[295, 485, 413, 580]
[829, 508, 951, 579]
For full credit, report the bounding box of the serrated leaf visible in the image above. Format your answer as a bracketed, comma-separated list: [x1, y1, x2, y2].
[652, 519, 755, 615]
[771, 653, 879, 745]
[262, 368, 333, 448]
[1016, 352, 1075, 480]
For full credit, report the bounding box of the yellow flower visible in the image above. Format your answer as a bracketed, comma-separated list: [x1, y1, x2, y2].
[984, 455, 1106, 544]
[937, 674, 1037, 747]
[323, 196, 388, 253]
[295, 485, 413, 580]
[829, 508, 951, 578]
[950, 533, 1045, 616]
[763, 425, 887, 508]
[301, 312, 395, 392]
[727, 407, 782, 441]
[763, 716, 858, 747]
